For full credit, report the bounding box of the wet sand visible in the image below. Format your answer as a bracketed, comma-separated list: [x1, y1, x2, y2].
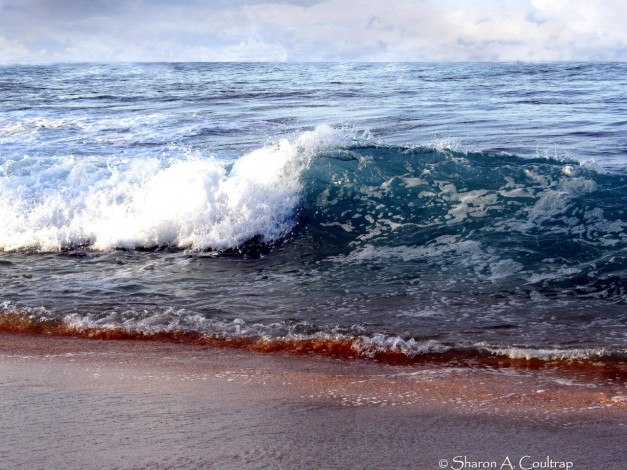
[0, 332, 625, 470]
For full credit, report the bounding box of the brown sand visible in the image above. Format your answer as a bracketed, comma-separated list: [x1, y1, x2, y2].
[0, 332, 625, 470]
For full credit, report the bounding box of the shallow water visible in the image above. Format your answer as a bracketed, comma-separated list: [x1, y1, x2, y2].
[2, 334, 624, 470]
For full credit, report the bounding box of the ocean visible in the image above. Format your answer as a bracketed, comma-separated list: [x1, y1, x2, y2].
[0, 62, 625, 376]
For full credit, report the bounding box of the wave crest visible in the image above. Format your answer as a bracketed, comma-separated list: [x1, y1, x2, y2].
[0, 125, 340, 251]
[1, 126, 625, 302]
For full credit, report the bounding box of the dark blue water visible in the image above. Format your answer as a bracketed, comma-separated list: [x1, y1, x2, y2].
[0, 63, 625, 362]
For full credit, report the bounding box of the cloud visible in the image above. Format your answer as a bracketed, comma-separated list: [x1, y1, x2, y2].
[0, 35, 30, 62]
[0, 0, 625, 62]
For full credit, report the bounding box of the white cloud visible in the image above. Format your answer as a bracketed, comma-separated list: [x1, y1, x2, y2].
[0, 36, 33, 63]
[0, 0, 625, 62]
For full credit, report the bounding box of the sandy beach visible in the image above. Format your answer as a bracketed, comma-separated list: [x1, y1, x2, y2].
[0, 332, 624, 470]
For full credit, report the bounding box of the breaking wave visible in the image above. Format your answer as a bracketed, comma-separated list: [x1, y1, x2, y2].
[1, 126, 625, 300]
[0, 125, 340, 251]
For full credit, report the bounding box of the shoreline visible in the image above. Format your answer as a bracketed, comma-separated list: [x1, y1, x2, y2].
[1, 332, 625, 469]
[1, 312, 625, 383]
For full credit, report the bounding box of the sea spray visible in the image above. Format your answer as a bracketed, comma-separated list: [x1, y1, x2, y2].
[0, 125, 341, 251]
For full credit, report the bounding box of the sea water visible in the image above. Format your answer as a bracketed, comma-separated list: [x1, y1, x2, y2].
[0, 63, 625, 365]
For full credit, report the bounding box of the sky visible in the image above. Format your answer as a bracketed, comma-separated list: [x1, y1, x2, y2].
[1, 0, 626, 62]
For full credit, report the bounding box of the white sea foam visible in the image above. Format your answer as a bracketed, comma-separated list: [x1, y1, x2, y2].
[0, 125, 341, 251]
[351, 335, 449, 357]
[334, 236, 485, 265]
[478, 344, 619, 362]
